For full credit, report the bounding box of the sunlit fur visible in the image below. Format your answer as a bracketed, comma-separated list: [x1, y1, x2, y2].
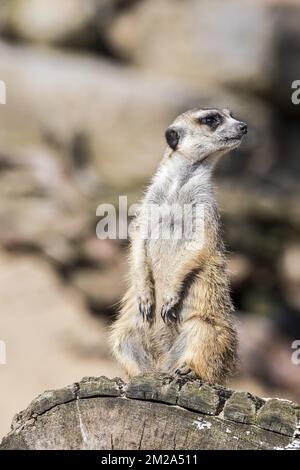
[110, 108, 247, 383]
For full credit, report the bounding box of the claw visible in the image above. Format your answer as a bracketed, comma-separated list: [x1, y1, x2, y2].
[161, 306, 166, 323]
[145, 303, 153, 321]
[138, 298, 154, 322]
[161, 301, 180, 324]
[138, 302, 145, 320]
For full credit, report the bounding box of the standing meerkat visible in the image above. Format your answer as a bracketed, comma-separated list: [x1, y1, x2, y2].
[110, 107, 247, 384]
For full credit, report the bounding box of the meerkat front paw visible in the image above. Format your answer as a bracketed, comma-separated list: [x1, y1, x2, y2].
[161, 293, 180, 324]
[138, 293, 154, 322]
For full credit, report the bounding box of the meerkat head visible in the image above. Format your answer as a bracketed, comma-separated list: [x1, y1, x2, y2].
[165, 108, 247, 165]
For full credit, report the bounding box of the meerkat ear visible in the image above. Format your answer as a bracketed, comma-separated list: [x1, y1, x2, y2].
[165, 127, 180, 150]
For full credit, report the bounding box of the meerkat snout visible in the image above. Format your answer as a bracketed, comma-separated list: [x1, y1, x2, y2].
[238, 122, 248, 134]
[165, 107, 247, 162]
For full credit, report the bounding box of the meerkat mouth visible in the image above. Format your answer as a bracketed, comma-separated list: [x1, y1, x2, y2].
[223, 135, 243, 142]
[221, 136, 244, 148]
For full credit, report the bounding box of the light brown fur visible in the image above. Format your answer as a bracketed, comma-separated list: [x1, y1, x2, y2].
[110, 108, 247, 383]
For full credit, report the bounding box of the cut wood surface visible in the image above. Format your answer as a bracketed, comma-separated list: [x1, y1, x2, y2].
[1, 375, 299, 450]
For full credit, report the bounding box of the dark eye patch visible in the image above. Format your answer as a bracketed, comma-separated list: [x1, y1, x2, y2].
[199, 113, 223, 129]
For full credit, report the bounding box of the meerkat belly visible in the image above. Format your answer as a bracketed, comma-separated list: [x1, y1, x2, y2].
[147, 238, 184, 312]
[147, 238, 196, 361]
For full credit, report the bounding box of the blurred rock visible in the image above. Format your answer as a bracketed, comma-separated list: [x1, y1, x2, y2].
[0, 39, 276, 188]
[237, 316, 300, 404]
[109, 0, 274, 92]
[0, 40, 197, 187]
[280, 244, 300, 285]
[228, 254, 253, 286]
[0, 252, 123, 439]
[71, 262, 127, 310]
[0, 0, 117, 53]
[83, 237, 124, 266]
[273, 117, 300, 187]
[0, 147, 92, 262]
[271, 4, 300, 114]
[279, 244, 300, 310]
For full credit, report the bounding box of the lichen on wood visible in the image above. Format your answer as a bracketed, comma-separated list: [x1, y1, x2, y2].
[1, 375, 299, 450]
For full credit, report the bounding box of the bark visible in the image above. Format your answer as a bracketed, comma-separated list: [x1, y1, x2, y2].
[1, 375, 299, 450]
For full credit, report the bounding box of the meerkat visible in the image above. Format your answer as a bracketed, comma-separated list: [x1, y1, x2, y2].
[110, 107, 247, 384]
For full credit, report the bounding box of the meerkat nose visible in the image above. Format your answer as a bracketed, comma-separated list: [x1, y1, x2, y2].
[239, 122, 248, 134]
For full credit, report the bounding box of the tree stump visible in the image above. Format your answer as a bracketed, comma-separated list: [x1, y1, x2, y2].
[1, 375, 299, 450]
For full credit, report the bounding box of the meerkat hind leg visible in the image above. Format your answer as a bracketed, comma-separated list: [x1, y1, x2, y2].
[162, 316, 237, 384]
[111, 319, 155, 377]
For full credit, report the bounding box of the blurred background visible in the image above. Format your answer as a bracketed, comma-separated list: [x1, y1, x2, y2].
[0, 0, 300, 439]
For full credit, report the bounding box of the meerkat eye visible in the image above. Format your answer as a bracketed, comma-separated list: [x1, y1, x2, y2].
[200, 113, 222, 129]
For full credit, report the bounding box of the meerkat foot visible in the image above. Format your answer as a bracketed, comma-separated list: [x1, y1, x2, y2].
[174, 365, 199, 381]
[174, 363, 191, 376]
[138, 295, 154, 322]
[161, 294, 180, 324]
